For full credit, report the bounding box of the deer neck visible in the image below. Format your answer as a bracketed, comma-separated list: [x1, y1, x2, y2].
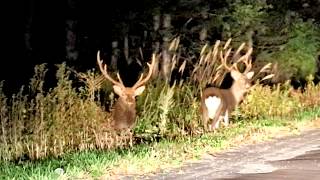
[229, 83, 246, 104]
[116, 98, 136, 110]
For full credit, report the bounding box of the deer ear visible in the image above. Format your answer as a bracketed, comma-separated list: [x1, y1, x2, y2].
[134, 86, 145, 96]
[246, 71, 255, 79]
[230, 70, 242, 80]
[113, 85, 124, 96]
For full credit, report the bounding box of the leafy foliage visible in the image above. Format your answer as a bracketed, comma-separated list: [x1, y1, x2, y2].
[257, 19, 320, 82]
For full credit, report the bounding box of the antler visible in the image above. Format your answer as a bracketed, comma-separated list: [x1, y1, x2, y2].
[238, 47, 253, 74]
[220, 47, 235, 71]
[132, 53, 156, 89]
[219, 39, 253, 74]
[97, 51, 125, 88]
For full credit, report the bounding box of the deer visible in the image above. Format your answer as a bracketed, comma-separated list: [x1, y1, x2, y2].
[97, 51, 156, 130]
[200, 41, 255, 131]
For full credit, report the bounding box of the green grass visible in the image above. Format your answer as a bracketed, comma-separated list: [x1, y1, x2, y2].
[1, 107, 319, 179]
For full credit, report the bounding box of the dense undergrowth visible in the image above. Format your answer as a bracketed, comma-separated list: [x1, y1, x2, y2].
[0, 39, 319, 179]
[1, 39, 320, 162]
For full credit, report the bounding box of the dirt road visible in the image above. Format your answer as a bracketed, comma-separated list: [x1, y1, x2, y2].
[121, 129, 320, 180]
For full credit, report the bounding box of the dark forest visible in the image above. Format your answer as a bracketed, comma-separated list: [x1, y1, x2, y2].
[2, 0, 320, 93]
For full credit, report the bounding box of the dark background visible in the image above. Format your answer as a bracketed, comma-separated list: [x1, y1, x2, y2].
[1, 0, 320, 94]
[1, 1, 134, 93]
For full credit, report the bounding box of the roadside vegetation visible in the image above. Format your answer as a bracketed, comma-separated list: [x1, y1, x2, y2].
[0, 42, 319, 179]
[1, 1, 320, 179]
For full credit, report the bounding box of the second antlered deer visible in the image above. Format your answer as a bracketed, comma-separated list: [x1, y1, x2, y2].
[201, 40, 256, 131]
[97, 51, 156, 130]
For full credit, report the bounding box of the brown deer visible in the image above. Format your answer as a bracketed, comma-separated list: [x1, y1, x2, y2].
[200, 42, 255, 131]
[97, 51, 156, 130]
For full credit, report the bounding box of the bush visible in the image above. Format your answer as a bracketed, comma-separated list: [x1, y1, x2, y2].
[238, 81, 300, 119]
[239, 76, 320, 120]
[257, 19, 320, 82]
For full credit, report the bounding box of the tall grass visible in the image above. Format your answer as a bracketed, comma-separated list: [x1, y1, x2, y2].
[134, 80, 201, 142]
[239, 75, 320, 120]
[0, 63, 131, 161]
[0, 39, 319, 163]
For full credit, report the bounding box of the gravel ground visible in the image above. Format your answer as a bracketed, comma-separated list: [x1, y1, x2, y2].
[119, 129, 320, 180]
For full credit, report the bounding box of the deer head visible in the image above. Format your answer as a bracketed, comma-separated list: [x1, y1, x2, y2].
[219, 42, 255, 104]
[97, 51, 156, 130]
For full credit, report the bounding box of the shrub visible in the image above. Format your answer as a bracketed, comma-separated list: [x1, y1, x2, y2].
[0, 63, 131, 161]
[257, 19, 320, 82]
[239, 76, 320, 120]
[238, 81, 300, 120]
[298, 75, 320, 108]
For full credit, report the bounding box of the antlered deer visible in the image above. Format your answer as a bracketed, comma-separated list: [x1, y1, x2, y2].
[97, 51, 156, 130]
[201, 41, 255, 131]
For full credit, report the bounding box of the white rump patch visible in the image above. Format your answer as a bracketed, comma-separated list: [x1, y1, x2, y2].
[205, 96, 221, 119]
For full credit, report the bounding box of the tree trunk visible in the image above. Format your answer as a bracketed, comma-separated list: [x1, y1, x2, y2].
[65, 0, 78, 61]
[160, 14, 173, 83]
[65, 20, 78, 61]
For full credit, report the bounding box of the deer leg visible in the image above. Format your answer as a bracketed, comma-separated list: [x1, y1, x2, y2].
[201, 105, 209, 131]
[214, 116, 223, 129]
[223, 110, 229, 127]
[210, 104, 224, 131]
